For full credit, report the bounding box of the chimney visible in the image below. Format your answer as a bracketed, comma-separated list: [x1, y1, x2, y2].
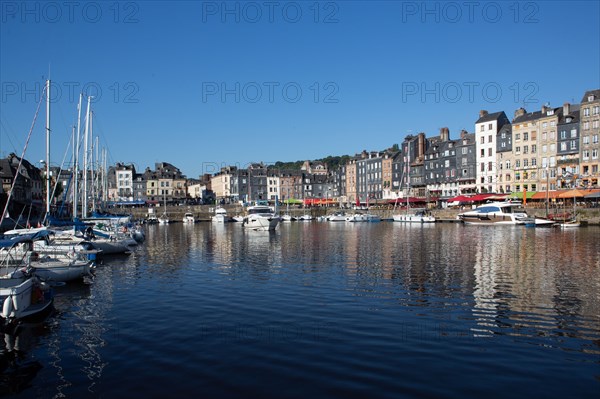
[563, 102, 570, 116]
[440, 127, 450, 142]
[460, 129, 469, 139]
[418, 132, 425, 160]
[479, 110, 488, 118]
[514, 107, 526, 119]
[541, 104, 548, 114]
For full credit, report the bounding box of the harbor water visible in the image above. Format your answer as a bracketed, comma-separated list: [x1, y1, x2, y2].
[3, 222, 599, 398]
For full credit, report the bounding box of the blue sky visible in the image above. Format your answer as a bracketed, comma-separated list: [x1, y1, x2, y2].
[1, 1, 599, 178]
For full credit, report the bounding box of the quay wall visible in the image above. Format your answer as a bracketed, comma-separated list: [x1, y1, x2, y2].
[121, 205, 600, 225]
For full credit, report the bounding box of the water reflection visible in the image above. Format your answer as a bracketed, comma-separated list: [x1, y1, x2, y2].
[1, 324, 44, 395]
[12, 223, 600, 397]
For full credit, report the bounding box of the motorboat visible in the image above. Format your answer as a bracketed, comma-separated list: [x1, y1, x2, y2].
[281, 214, 296, 222]
[242, 205, 280, 231]
[183, 212, 195, 224]
[212, 207, 229, 223]
[458, 202, 530, 225]
[327, 212, 347, 222]
[393, 208, 435, 223]
[346, 212, 381, 222]
[1, 274, 53, 326]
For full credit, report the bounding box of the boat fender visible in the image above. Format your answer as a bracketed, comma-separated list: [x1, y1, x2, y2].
[2, 296, 14, 318]
[12, 294, 20, 311]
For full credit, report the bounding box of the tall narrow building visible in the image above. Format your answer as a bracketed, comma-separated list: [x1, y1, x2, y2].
[475, 110, 510, 193]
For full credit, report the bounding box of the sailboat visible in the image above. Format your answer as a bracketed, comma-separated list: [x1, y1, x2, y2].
[557, 190, 581, 228]
[393, 143, 435, 223]
[158, 191, 169, 224]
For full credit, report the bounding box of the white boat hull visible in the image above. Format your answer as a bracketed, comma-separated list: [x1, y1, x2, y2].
[393, 214, 436, 223]
[1, 277, 53, 322]
[242, 216, 279, 231]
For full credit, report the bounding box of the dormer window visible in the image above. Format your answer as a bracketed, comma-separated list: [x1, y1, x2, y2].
[589, 95, 595, 102]
[547, 109, 554, 116]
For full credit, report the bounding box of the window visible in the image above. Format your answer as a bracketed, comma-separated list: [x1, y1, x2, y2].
[593, 134, 599, 144]
[506, 161, 511, 169]
[515, 133, 521, 140]
[515, 160, 521, 168]
[488, 135, 492, 143]
[488, 123, 493, 130]
[501, 132, 506, 139]
[593, 149, 599, 159]
[480, 136, 485, 143]
[462, 147, 468, 154]
[531, 145, 537, 153]
[570, 140, 577, 150]
[524, 132, 529, 141]
[594, 106, 599, 115]
[570, 129, 577, 138]
[583, 107, 590, 116]
[480, 149, 485, 157]
[560, 142, 567, 151]
[593, 120, 599, 129]
[542, 157, 547, 168]
[515, 146, 521, 154]
[531, 158, 537, 166]
[488, 148, 492, 156]
[523, 146, 529, 154]
[531, 131, 537, 140]
[560, 130, 567, 139]
[542, 144, 547, 153]
[542, 122, 547, 128]
[583, 121, 590, 130]
[488, 162, 493, 171]
[542, 132, 547, 140]
[480, 125, 485, 132]
[583, 150, 590, 160]
[523, 159, 529, 167]
[480, 163, 485, 172]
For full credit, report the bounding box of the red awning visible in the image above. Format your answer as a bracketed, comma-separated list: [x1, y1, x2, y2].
[469, 193, 496, 202]
[446, 195, 474, 203]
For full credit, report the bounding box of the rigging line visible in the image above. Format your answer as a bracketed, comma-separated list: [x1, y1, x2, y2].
[88, 112, 116, 166]
[0, 117, 23, 156]
[0, 84, 47, 227]
[43, 126, 74, 225]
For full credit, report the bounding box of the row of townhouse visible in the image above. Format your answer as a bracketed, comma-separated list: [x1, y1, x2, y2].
[478, 89, 600, 194]
[8, 89, 595, 208]
[206, 89, 599, 204]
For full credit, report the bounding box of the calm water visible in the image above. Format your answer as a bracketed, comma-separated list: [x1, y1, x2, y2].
[3, 222, 599, 398]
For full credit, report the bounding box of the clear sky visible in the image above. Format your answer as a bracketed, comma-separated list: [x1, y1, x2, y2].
[1, 1, 599, 178]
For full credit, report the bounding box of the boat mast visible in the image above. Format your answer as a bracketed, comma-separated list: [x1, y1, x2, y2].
[406, 142, 411, 212]
[545, 167, 549, 217]
[45, 79, 51, 220]
[82, 95, 91, 218]
[74, 93, 82, 219]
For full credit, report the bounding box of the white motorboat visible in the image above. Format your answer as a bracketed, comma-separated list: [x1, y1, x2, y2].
[458, 202, 529, 225]
[242, 205, 280, 231]
[1, 275, 53, 325]
[281, 214, 295, 222]
[393, 208, 435, 223]
[212, 207, 229, 223]
[327, 212, 347, 222]
[183, 212, 195, 224]
[346, 212, 381, 222]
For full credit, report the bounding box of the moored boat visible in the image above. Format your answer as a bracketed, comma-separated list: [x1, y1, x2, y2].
[458, 202, 529, 225]
[242, 205, 279, 231]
